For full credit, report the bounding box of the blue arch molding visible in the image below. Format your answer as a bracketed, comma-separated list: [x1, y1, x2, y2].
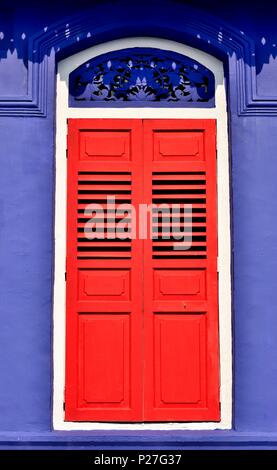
[0, 2, 276, 116]
[68, 48, 215, 107]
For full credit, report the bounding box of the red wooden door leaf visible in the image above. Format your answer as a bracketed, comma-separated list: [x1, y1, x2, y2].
[143, 120, 219, 421]
[65, 119, 144, 421]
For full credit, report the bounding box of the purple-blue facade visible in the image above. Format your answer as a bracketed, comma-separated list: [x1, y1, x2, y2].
[1, 0, 277, 449]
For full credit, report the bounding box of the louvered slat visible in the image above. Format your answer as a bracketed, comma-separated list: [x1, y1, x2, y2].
[152, 171, 207, 259]
[77, 171, 132, 259]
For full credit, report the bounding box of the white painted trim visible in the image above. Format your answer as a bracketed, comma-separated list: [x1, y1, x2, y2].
[53, 37, 232, 431]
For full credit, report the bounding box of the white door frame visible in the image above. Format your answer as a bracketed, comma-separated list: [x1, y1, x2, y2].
[53, 37, 232, 430]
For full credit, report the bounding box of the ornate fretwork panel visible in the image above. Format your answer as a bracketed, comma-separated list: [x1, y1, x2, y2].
[69, 48, 215, 107]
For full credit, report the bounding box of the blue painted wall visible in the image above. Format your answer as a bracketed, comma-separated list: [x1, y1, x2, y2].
[1, 0, 277, 448]
[0, 116, 54, 431]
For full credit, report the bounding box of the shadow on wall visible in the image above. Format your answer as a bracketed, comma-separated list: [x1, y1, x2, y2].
[0, 0, 277, 90]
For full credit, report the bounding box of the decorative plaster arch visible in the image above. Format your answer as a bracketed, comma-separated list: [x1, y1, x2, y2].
[0, 1, 275, 116]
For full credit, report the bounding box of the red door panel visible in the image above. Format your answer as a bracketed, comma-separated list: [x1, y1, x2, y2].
[65, 119, 144, 422]
[65, 118, 220, 422]
[155, 315, 205, 405]
[78, 315, 128, 406]
[143, 120, 220, 421]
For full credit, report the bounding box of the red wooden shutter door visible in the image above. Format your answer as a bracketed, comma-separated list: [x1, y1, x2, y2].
[65, 119, 144, 421]
[143, 120, 220, 421]
[65, 118, 220, 422]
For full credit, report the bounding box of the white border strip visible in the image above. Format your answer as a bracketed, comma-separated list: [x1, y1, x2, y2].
[54, 37, 232, 430]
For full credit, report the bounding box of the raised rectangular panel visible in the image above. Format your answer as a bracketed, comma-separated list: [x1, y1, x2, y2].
[154, 131, 204, 161]
[78, 315, 129, 406]
[78, 269, 130, 301]
[154, 314, 206, 406]
[154, 269, 206, 300]
[80, 131, 130, 161]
